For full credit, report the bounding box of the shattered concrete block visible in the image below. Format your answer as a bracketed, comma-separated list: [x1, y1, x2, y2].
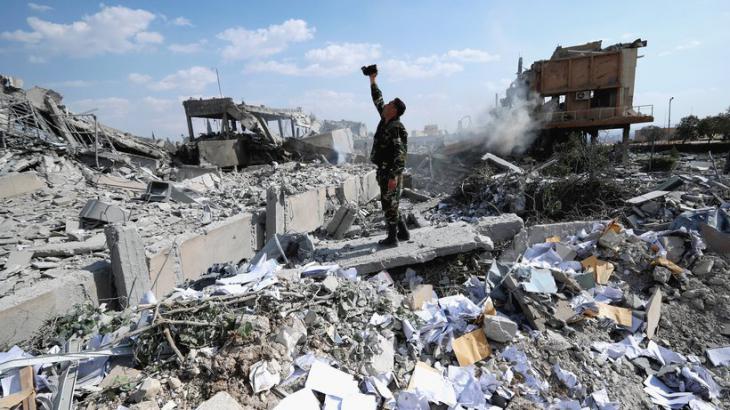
[652, 266, 672, 284]
[105, 224, 151, 308]
[0, 172, 46, 199]
[483, 315, 518, 343]
[326, 205, 357, 239]
[195, 392, 245, 410]
[31, 233, 106, 257]
[80, 199, 128, 224]
[474, 214, 524, 244]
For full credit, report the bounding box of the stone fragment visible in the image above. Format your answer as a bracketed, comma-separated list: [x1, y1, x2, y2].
[130, 377, 162, 403]
[195, 392, 244, 410]
[130, 401, 160, 410]
[483, 315, 518, 343]
[322, 275, 339, 293]
[168, 377, 182, 391]
[652, 266, 672, 284]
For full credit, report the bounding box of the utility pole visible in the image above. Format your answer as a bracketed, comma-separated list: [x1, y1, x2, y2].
[667, 96, 674, 137]
[215, 68, 223, 98]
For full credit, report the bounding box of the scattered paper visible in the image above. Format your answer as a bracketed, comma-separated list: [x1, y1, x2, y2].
[340, 392, 377, 410]
[655, 257, 684, 275]
[581, 256, 615, 285]
[249, 360, 281, 393]
[595, 302, 632, 327]
[304, 361, 359, 398]
[447, 366, 484, 409]
[406, 362, 457, 407]
[451, 329, 491, 367]
[273, 388, 320, 410]
[643, 375, 695, 409]
[522, 268, 557, 294]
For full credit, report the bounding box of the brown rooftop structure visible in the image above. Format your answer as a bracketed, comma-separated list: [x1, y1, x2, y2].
[505, 38, 654, 153]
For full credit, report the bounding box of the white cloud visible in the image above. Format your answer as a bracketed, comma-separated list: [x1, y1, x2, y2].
[28, 2, 52, 12]
[446, 48, 500, 63]
[247, 44, 497, 79]
[246, 42, 381, 76]
[128, 73, 152, 84]
[172, 17, 193, 27]
[658, 40, 701, 57]
[129, 66, 217, 93]
[168, 39, 207, 54]
[28, 55, 46, 63]
[382, 58, 463, 79]
[135, 31, 164, 44]
[217, 19, 314, 60]
[1, 5, 162, 57]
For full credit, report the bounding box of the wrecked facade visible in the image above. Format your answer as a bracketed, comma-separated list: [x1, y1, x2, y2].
[0, 67, 730, 410]
[505, 39, 655, 151]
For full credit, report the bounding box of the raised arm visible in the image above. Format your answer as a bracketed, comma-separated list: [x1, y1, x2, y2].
[370, 75, 384, 115]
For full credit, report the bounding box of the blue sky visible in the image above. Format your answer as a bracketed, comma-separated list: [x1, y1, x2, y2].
[1, 1, 729, 140]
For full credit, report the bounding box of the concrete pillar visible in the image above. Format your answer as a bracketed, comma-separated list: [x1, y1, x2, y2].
[265, 186, 285, 241]
[277, 119, 285, 138]
[105, 224, 151, 308]
[621, 126, 630, 163]
[186, 116, 194, 142]
[589, 130, 598, 145]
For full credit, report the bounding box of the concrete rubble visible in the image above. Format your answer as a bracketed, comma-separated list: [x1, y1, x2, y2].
[1, 74, 730, 410]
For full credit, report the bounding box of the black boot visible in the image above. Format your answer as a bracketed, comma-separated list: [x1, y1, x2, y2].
[378, 224, 399, 247]
[397, 217, 410, 241]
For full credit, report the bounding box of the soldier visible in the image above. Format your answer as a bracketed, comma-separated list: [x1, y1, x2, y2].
[367, 69, 409, 246]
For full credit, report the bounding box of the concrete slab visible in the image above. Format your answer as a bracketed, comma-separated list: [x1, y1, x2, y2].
[147, 213, 256, 298]
[474, 214, 524, 244]
[198, 139, 240, 167]
[92, 174, 146, 192]
[336, 176, 359, 204]
[266, 186, 327, 240]
[625, 190, 670, 205]
[32, 233, 107, 257]
[315, 222, 493, 275]
[359, 170, 379, 203]
[0, 266, 110, 345]
[80, 199, 129, 224]
[301, 129, 354, 161]
[0, 172, 46, 199]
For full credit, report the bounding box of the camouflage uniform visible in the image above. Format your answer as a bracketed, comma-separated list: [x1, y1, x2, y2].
[370, 83, 408, 226]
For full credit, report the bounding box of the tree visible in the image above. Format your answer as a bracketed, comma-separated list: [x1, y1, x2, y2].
[639, 125, 666, 142]
[676, 115, 700, 142]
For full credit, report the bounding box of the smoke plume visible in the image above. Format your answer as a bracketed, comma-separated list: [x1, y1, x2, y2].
[472, 85, 543, 156]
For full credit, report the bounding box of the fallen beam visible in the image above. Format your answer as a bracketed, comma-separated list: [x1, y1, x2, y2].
[315, 222, 493, 275]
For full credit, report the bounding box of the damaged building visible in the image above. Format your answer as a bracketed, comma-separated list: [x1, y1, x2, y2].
[1, 44, 730, 410]
[180, 97, 365, 168]
[504, 39, 655, 152]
